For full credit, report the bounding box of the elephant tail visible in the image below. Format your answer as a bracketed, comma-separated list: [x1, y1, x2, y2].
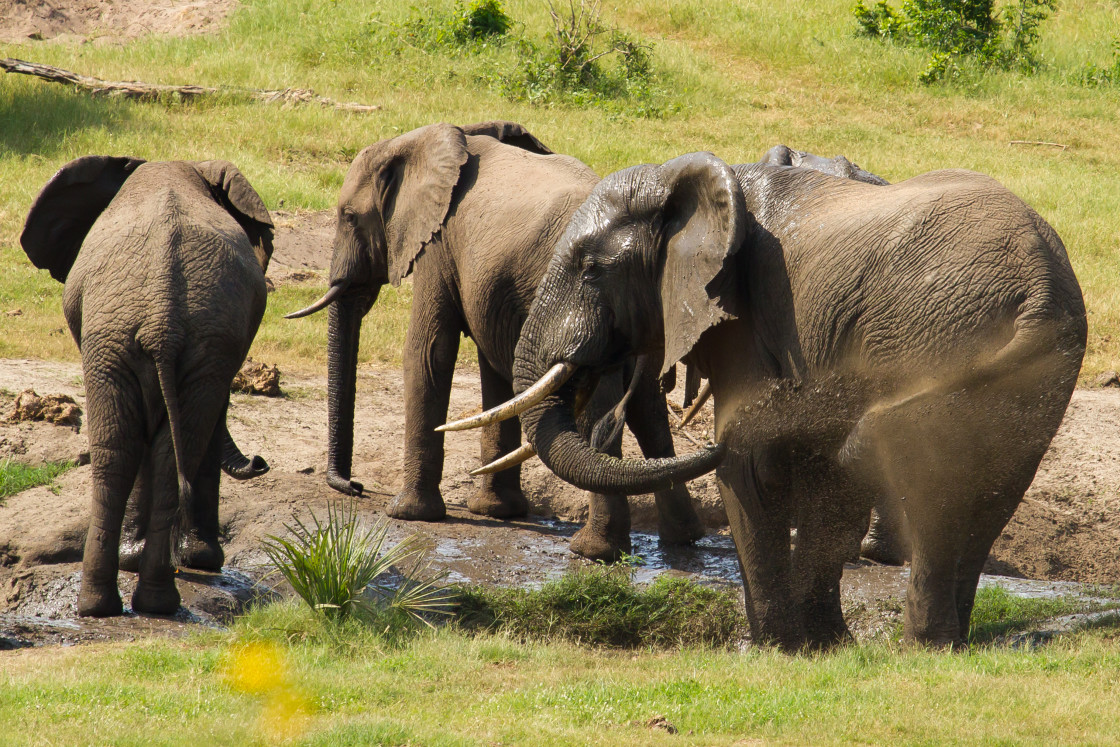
[153, 355, 193, 513]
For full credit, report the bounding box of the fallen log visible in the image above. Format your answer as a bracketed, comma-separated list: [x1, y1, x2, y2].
[1, 57, 380, 112]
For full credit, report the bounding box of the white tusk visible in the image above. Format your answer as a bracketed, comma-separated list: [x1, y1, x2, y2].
[679, 381, 712, 426]
[437, 361, 577, 432]
[470, 443, 538, 476]
[284, 284, 344, 319]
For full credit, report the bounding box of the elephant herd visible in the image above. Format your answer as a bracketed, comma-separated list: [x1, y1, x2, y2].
[18, 121, 1086, 650]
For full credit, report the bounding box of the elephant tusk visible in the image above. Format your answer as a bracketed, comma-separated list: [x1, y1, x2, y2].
[679, 381, 712, 426]
[284, 284, 345, 319]
[437, 361, 578, 432]
[470, 443, 538, 476]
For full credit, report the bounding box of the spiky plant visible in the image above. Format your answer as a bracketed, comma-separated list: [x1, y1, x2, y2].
[262, 502, 453, 625]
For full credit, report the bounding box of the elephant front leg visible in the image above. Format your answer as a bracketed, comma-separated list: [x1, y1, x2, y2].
[468, 355, 530, 519]
[624, 359, 704, 545]
[387, 304, 460, 522]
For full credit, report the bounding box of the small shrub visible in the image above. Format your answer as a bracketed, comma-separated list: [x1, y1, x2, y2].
[392, 0, 512, 53]
[457, 564, 747, 648]
[1079, 41, 1120, 87]
[452, 0, 513, 42]
[262, 502, 454, 626]
[851, 0, 1059, 83]
[0, 457, 75, 501]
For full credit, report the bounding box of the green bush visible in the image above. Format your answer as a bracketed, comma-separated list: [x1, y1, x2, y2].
[457, 564, 747, 648]
[261, 502, 454, 626]
[1080, 40, 1120, 87]
[852, 0, 1058, 83]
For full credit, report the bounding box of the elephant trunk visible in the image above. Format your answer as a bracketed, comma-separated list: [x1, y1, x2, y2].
[220, 426, 269, 480]
[326, 293, 372, 495]
[515, 350, 723, 495]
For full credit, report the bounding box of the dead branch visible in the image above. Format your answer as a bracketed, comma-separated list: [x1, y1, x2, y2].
[1, 57, 379, 113]
[1009, 140, 1069, 150]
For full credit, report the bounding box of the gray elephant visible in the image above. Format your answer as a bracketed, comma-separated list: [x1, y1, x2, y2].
[452, 152, 1086, 648]
[287, 121, 703, 560]
[20, 155, 274, 617]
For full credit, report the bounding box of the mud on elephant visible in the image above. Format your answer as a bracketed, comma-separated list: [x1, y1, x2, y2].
[21, 156, 274, 617]
[287, 121, 705, 561]
[456, 152, 1086, 649]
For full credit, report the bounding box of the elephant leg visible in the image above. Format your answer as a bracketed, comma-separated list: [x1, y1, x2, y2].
[78, 367, 144, 618]
[624, 357, 704, 545]
[178, 411, 225, 571]
[131, 419, 184, 616]
[791, 456, 872, 649]
[468, 354, 530, 518]
[570, 372, 632, 562]
[387, 292, 460, 522]
[860, 500, 911, 565]
[118, 453, 151, 573]
[717, 447, 801, 650]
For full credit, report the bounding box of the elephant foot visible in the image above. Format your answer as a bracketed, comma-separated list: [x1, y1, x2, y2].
[654, 487, 705, 545]
[467, 486, 530, 519]
[570, 526, 631, 563]
[132, 580, 181, 617]
[78, 583, 123, 618]
[118, 540, 144, 573]
[387, 486, 446, 522]
[178, 533, 225, 572]
[860, 534, 907, 566]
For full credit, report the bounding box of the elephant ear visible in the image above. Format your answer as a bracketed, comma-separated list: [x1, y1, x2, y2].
[379, 123, 469, 286]
[192, 160, 275, 272]
[458, 120, 554, 155]
[654, 152, 746, 377]
[20, 155, 146, 282]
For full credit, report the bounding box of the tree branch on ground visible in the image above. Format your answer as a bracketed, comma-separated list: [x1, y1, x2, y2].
[0, 57, 380, 112]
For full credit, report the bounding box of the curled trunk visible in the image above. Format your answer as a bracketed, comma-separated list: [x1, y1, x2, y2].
[220, 426, 269, 480]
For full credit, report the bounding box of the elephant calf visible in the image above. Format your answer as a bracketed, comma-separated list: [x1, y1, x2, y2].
[21, 156, 274, 617]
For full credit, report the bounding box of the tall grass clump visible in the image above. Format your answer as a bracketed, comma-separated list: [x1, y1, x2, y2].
[0, 457, 75, 501]
[852, 0, 1059, 82]
[262, 502, 454, 627]
[457, 564, 747, 648]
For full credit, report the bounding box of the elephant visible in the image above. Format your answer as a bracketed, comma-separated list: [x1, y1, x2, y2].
[20, 155, 274, 617]
[452, 152, 1086, 648]
[758, 144, 890, 185]
[286, 121, 704, 560]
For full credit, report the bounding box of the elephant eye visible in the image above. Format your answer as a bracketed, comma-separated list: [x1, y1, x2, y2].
[581, 263, 602, 283]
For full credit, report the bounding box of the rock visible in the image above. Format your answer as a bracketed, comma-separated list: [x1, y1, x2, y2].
[297, 466, 315, 474]
[645, 717, 678, 735]
[5, 390, 82, 429]
[231, 359, 282, 397]
[1093, 370, 1120, 388]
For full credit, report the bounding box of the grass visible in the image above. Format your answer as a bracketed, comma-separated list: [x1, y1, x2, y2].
[4, 603, 1120, 745]
[0, 0, 1118, 376]
[0, 457, 75, 502]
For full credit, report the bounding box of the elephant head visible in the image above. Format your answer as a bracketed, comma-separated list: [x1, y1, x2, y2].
[285, 122, 554, 495]
[21, 155, 275, 282]
[453, 152, 745, 494]
[759, 144, 889, 185]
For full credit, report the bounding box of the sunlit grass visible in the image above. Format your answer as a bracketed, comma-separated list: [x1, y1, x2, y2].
[1, 0, 1118, 377]
[0, 457, 75, 502]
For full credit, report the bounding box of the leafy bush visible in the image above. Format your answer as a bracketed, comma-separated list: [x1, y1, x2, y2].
[1080, 41, 1120, 87]
[457, 564, 747, 648]
[262, 502, 453, 626]
[852, 0, 1058, 83]
[393, 0, 513, 52]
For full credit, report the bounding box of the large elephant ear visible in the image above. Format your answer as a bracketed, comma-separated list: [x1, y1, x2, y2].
[379, 123, 469, 286]
[192, 160, 275, 272]
[20, 155, 146, 282]
[654, 152, 746, 377]
[458, 120, 554, 155]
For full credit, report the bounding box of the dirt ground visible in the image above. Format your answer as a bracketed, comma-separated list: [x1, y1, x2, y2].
[0, 0, 237, 44]
[2, 208, 1120, 649]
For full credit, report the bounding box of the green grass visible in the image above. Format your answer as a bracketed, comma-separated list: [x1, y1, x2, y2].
[4, 604, 1120, 745]
[458, 563, 748, 648]
[1, 0, 1118, 376]
[0, 457, 75, 502]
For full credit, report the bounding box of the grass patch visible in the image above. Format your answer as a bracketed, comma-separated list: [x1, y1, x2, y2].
[969, 585, 1120, 643]
[457, 564, 748, 648]
[0, 457, 75, 501]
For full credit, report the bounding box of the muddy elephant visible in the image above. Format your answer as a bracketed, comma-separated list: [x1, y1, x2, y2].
[286, 121, 703, 560]
[454, 152, 1086, 648]
[20, 156, 274, 617]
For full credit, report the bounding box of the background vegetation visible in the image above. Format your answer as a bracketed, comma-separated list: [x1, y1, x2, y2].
[0, 0, 1117, 377]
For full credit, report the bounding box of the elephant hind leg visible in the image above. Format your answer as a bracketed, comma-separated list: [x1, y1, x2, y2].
[468, 353, 530, 519]
[131, 419, 183, 616]
[178, 411, 226, 572]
